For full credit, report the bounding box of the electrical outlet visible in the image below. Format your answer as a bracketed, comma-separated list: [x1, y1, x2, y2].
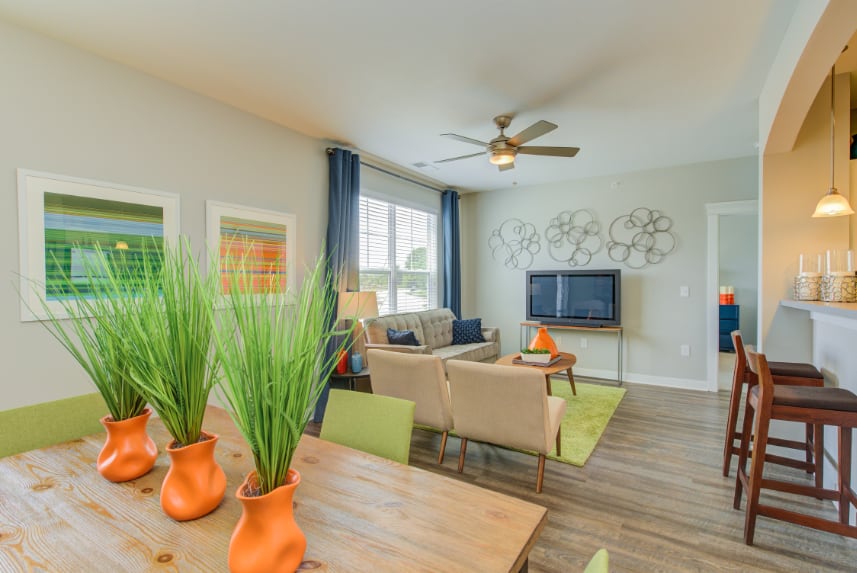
[555, 335, 563, 345]
[680, 344, 690, 357]
[680, 285, 689, 297]
[580, 337, 588, 349]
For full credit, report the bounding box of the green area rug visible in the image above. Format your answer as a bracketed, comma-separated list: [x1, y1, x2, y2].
[545, 381, 626, 466]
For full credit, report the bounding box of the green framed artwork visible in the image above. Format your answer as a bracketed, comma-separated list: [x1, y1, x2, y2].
[17, 169, 180, 321]
[205, 201, 296, 299]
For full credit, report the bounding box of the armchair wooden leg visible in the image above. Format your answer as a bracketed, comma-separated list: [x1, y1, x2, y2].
[536, 454, 546, 493]
[458, 438, 468, 473]
[438, 431, 448, 464]
[555, 429, 562, 458]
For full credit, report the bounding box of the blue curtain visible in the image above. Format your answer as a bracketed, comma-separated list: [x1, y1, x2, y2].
[314, 148, 360, 422]
[441, 189, 461, 319]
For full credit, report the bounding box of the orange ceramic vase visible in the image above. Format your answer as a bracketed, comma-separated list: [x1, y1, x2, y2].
[528, 327, 559, 358]
[97, 408, 158, 482]
[229, 469, 306, 573]
[161, 431, 226, 521]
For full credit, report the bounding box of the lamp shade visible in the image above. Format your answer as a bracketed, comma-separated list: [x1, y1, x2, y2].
[338, 291, 379, 320]
[812, 189, 855, 218]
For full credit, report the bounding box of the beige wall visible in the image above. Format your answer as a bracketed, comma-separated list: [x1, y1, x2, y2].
[0, 21, 329, 410]
[461, 157, 757, 390]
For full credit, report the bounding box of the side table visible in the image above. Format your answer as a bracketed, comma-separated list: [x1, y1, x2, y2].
[330, 368, 371, 391]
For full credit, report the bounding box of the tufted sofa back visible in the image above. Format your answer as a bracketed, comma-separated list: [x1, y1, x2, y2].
[363, 308, 456, 349]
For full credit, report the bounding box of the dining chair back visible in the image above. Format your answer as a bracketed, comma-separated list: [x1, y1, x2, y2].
[319, 389, 415, 464]
[446, 360, 567, 493]
[0, 393, 106, 458]
[367, 349, 453, 463]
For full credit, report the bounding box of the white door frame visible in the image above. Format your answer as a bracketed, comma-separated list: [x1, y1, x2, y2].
[705, 200, 758, 391]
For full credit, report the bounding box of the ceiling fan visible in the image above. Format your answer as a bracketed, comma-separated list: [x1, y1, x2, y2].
[435, 115, 580, 171]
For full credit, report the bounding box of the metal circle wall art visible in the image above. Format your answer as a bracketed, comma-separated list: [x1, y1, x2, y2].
[544, 209, 603, 267]
[488, 218, 541, 269]
[607, 207, 676, 269]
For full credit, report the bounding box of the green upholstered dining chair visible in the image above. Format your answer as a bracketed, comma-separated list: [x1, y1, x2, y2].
[0, 393, 107, 458]
[319, 389, 415, 464]
[583, 549, 609, 573]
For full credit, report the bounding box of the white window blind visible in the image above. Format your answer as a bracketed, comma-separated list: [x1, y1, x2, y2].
[359, 195, 438, 315]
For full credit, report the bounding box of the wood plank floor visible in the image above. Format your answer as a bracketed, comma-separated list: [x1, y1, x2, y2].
[309, 380, 857, 572]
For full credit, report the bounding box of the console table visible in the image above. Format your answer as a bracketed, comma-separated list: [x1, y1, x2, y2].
[519, 321, 623, 385]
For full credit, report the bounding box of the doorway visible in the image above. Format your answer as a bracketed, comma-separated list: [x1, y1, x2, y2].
[706, 200, 758, 391]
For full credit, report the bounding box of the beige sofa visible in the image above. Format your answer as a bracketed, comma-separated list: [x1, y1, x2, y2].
[363, 308, 500, 366]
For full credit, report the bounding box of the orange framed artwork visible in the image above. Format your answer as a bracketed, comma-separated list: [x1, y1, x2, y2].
[205, 201, 296, 298]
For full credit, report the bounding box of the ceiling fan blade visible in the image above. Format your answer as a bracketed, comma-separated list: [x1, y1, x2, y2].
[498, 162, 515, 172]
[434, 151, 487, 164]
[516, 145, 580, 157]
[441, 133, 490, 147]
[507, 120, 557, 147]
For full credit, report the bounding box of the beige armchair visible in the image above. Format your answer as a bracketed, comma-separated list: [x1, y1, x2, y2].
[446, 360, 567, 493]
[367, 349, 454, 463]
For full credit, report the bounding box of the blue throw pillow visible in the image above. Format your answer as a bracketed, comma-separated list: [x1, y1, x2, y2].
[452, 318, 485, 345]
[387, 328, 420, 346]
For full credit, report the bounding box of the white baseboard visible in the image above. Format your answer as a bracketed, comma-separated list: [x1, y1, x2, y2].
[570, 367, 712, 392]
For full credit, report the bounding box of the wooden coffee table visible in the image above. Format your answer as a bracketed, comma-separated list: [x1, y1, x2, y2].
[496, 351, 577, 396]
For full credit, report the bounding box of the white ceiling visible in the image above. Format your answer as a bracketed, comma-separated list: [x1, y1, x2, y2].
[0, 0, 799, 192]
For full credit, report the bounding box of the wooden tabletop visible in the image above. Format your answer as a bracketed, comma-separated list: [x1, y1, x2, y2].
[0, 406, 546, 572]
[496, 351, 577, 375]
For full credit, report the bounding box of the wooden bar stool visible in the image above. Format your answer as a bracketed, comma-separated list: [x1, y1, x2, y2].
[722, 331, 824, 478]
[734, 348, 857, 545]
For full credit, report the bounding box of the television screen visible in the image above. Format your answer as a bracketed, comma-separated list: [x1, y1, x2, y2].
[526, 270, 620, 327]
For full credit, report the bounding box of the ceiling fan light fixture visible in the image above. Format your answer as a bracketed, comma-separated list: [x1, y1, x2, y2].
[489, 148, 515, 165]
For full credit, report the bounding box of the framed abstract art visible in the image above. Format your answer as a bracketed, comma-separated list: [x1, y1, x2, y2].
[205, 201, 296, 299]
[17, 169, 180, 321]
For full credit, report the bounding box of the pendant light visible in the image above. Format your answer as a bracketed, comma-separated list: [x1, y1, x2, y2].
[812, 65, 855, 217]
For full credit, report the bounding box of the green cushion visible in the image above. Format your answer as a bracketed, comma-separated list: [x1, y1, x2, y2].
[0, 393, 107, 458]
[319, 390, 415, 464]
[583, 549, 609, 573]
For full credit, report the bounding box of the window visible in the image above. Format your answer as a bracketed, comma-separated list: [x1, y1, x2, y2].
[359, 195, 438, 315]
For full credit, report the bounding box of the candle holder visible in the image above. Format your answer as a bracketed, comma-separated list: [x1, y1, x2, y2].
[794, 253, 822, 301]
[820, 250, 857, 302]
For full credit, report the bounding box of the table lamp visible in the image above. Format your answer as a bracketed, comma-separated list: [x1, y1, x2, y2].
[338, 291, 379, 368]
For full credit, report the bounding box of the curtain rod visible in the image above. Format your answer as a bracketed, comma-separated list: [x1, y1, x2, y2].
[326, 147, 446, 193]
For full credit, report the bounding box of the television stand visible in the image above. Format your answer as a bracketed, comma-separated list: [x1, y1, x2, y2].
[519, 321, 623, 385]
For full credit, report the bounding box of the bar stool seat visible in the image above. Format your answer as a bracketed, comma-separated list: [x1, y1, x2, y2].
[755, 385, 857, 412]
[767, 361, 824, 383]
[722, 331, 825, 477]
[735, 348, 857, 545]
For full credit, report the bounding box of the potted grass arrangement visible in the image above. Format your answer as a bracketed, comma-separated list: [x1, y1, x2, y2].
[24, 244, 157, 482]
[122, 238, 225, 521]
[520, 347, 553, 365]
[212, 249, 352, 573]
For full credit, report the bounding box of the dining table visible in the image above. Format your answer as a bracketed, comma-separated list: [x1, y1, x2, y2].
[0, 406, 547, 572]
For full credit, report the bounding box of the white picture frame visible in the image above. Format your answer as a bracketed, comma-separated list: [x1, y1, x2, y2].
[17, 169, 180, 322]
[205, 200, 297, 301]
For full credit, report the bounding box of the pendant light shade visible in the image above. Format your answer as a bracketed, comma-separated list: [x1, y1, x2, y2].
[812, 65, 854, 218]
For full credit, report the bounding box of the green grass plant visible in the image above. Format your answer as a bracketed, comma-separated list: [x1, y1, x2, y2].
[123, 238, 220, 447]
[213, 249, 352, 495]
[22, 245, 149, 422]
[521, 347, 550, 354]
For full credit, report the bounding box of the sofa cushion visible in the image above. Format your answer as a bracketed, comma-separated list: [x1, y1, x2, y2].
[387, 328, 421, 346]
[433, 341, 497, 364]
[364, 313, 425, 345]
[452, 318, 486, 345]
[418, 308, 456, 348]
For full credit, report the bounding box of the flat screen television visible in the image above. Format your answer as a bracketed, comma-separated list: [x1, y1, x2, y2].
[525, 269, 621, 327]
